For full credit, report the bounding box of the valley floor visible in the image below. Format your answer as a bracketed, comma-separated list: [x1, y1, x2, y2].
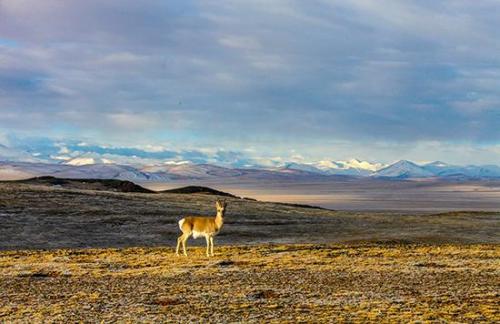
[144, 178, 500, 211]
[0, 244, 498, 322]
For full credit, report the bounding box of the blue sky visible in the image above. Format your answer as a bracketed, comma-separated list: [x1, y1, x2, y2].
[0, 0, 499, 165]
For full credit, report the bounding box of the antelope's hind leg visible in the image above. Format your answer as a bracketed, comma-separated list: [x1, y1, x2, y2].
[176, 234, 183, 256]
[178, 233, 190, 256]
[183, 234, 190, 256]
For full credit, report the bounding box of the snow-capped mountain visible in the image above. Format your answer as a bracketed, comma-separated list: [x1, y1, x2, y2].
[64, 157, 115, 166]
[52, 164, 154, 181]
[373, 160, 435, 178]
[1, 158, 500, 182]
[318, 159, 384, 175]
[420, 161, 500, 179]
[141, 163, 244, 179]
[2, 139, 499, 180]
[281, 159, 384, 176]
[373, 160, 500, 179]
[422, 161, 451, 173]
[420, 161, 470, 178]
[280, 162, 325, 174]
[0, 161, 158, 181]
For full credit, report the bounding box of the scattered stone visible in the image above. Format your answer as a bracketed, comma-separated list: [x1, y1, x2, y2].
[247, 290, 279, 301]
[217, 260, 235, 267]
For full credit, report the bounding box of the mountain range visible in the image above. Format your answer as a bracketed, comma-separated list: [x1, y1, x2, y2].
[1, 158, 500, 182]
[1, 141, 499, 180]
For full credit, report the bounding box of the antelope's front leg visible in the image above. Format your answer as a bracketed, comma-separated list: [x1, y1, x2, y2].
[210, 236, 214, 256]
[205, 236, 210, 257]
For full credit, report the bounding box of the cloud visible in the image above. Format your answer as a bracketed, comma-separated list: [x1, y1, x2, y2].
[0, 0, 499, 163]
[106, 113, 160, 130]
[2, 134, 500, 166]
[219, 35, 261, 50]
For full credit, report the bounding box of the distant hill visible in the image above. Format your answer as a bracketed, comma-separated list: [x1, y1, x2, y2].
[160, 185, 238, 198]
[374, 160, 434, 179]
[161, 186, 327, 209]
[1, 160, 500, 181]
[2, 177, 245, 198]
[4, 176, 155, 193]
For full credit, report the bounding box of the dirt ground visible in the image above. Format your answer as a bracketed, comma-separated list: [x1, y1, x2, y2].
[0, 183, 499, 322]
[0, 244, 498, 322]
[1, 183, 499, 250]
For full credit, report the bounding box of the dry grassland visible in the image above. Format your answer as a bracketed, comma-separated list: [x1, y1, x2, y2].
[1, 244, 498, 322]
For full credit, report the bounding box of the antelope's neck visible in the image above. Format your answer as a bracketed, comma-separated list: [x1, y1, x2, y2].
[215, 212, 224, 229]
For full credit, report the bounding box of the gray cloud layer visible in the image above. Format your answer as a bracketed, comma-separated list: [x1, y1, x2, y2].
[0, 0, 499, 163]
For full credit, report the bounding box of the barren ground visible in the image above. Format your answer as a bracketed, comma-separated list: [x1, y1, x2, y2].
[1, 244, 498, 322]
[0, 183, 498, 250]
[0, 183, 499, 322]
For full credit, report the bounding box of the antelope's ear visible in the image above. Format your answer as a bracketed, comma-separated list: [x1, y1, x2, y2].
[215, 199, 221, 207]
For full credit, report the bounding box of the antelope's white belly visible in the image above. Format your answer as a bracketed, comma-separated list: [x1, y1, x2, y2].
[192, 230, 207, 239]
[192, 230, 219, 239]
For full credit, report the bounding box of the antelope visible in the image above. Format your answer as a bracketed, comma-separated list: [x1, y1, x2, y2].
[176, 199, 227, 257]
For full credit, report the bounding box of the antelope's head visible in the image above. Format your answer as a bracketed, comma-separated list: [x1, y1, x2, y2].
[216, 199, 227, 216]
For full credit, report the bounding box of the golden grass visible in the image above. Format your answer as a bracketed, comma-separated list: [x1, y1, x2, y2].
[1, 244, 499, 322]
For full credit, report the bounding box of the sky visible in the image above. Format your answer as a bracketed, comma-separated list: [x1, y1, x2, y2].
[0, 0, 499, 165]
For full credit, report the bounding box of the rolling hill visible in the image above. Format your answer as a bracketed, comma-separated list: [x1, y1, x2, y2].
[1, 159, 500, 182]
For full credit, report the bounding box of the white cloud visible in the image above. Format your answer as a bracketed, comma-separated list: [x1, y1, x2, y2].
[141, 144, 169, 153]
[219, 35, 261, 50]
[247, 53, 287, 71]
[58, 146, 70, 154]
[452, 98, 500, 115]
[106, 113, 159, 130]
[0, 132, 9, 146]
[51, 155, 71, 161]
[99, 52, 146, 64]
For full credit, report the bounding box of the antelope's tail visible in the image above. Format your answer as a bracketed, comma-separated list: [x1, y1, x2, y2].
[178, 218, 185, 230]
